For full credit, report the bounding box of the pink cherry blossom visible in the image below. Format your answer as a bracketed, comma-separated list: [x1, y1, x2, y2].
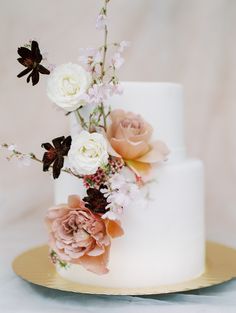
[101, 173, 139, 220]
[17, 154, 32, 167]
[87, 84, 109, 105]
[108, 83, 123, 96]
[109, 173, 126, 189]
[117, 41, 130, 53]
[8, 144, 16, 151]
[102, 210, 119, 221]
[111, 53, 124, 69]
[78, 48, 102, 66]
[96, 14, 107, 30]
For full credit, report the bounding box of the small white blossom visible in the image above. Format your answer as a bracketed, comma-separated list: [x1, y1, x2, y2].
[111, 53, 124, 69]
[96, 14, 107, 30]
[78, 48, 103, 67]
[117, 41, 130, 53]
[8, 144, 16, 151]
[109, 173, 126, 189]
[17, 154, 32, 167]
[108, 83, 124, 96]
[47, 63, 56, 72]
[101, 173, 139, 220]
[87, 84, 109, 105]
[102, 210, 119, 221]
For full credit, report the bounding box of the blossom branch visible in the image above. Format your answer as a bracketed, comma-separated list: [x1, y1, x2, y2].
[1, 144, 82, 179]
[101, 23, 108, 79]
[75, 108, 88, 130]
[99, 0, 110, 131]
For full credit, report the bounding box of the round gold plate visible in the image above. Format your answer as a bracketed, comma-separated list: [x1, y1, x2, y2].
[12, 241, 236, 295]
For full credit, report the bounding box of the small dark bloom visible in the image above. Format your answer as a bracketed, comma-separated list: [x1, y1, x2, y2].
[41, 136, 72, 179]
[17, 40, 50, 86]
[83, 186, 109, 214]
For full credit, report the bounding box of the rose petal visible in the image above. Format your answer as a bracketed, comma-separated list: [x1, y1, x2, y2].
[78, 247, 110, 274]
[126, 127, 152, 143]
[110, 109, 126, 123]
[125, 159, 151, 176]
[87, 245, 105, 256]
[136, 141, 170, 163]
[68, 195, 84, 209]
[110, 137, 149, 160]
[101, 128, 121, 157]
[107, 140, 122, 157]
[107, 110, 127, 139]
[105, 219, 124, 238]
[46, 206, 68, 219]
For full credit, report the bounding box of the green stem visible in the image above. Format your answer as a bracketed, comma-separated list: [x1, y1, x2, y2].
[99, 0, 109, 130]
[1, 144, 82, 179]
[101, 24, 108, 80]
[30, 153, 82, 178]
[100, 102, 107, 130]
[75, 109, 87, 130]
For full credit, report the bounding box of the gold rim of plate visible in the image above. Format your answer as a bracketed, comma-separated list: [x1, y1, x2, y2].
[12, 241, 236, 296]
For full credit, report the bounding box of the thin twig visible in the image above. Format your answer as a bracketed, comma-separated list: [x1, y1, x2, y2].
[75, 109, 87, 130]
[99, 0, 110, 131]
[29, 153, 83, 178]
[1, 144, 82, 179]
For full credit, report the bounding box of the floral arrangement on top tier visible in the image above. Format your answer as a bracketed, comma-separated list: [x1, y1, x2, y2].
[1, 0, 169, 274]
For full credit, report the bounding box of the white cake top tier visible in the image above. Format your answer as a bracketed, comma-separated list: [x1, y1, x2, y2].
[108, 82, 186, 162]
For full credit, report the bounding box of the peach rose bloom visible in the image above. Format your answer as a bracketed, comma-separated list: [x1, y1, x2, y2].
[107, 109, 170, 175]
[45, 195, 123, 275]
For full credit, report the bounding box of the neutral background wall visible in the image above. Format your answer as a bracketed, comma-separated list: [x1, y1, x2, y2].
[0, 0, 235, 246]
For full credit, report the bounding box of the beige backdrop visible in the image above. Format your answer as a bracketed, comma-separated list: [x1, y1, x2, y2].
[0, 0, 235, 246]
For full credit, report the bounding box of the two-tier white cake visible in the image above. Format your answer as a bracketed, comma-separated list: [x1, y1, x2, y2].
[54, 82, 205, 288]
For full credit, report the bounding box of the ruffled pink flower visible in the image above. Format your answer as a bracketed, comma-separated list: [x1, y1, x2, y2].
[45, 195, 123, 274]
[107, 109, 170, 176]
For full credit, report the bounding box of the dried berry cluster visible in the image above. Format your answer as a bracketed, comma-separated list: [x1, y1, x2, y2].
[83, 157, 124, 189]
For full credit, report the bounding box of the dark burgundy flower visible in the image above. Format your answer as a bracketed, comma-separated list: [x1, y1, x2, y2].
[41, 136, 72, 179]
[83, 186, 109, 214]
[17, 40, 50, 86]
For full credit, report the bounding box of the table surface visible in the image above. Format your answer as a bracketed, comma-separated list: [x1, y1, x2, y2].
[1, 212, 236, 313]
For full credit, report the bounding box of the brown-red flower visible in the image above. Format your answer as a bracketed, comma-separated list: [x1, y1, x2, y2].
[41, 136, 72, 179]
[17, 40, 50, 85]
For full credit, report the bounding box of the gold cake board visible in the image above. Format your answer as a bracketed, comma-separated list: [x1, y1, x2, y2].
[12, 242, 236, 296]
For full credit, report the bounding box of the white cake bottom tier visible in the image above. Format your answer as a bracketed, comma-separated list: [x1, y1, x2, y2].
[55, 159, 205, 288]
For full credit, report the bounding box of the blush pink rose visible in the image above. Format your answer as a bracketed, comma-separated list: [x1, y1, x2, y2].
[107, 110, 170, 175]
[45, 195, 123, 275]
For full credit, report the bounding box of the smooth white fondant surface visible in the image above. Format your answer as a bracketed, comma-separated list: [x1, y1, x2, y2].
[54, 82, 205, 287]
[56, 159, 205, 287]
[109, 82, 186, 162]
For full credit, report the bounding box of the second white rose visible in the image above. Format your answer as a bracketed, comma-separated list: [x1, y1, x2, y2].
[47, 63, 91, 111]
[68, 131, 109, 175]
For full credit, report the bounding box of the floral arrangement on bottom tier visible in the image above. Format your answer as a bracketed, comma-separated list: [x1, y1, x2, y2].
[1, 0, 170, 274]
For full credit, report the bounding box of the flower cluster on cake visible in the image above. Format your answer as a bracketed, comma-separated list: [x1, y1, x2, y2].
[1, 0, 170, 275]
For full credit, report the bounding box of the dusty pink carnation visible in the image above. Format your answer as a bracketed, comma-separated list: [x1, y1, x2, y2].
[45, 195, 123, 274]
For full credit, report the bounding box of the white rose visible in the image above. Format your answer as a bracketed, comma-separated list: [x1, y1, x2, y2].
[68, 131, 109, 175]
[47, 63, 91, 111]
